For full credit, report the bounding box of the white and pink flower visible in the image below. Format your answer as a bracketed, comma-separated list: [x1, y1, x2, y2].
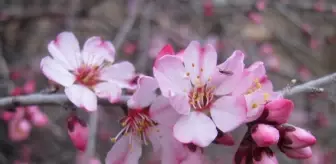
[105, 76, 186, 164]
[40, 32, 135, 112]
[153, 41, 248, 147]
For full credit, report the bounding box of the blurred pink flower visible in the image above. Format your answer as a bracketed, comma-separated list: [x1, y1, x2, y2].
[260, 43, 273, 55]
[256, 0, 266, 11]
[26, 106, 48, 127]
[8, 107, 32, 141]
[123, 42, 137, 56]
[154, 41, 247, 147]
[251, 124, 279, 147]
[41, 32, 135, 111]
[298, 66, 312, 81]
[23, 80, 36, 94]
[248, 12, 263, 24]
[106, 76, 185, 164]
[67, 115, 88, 152]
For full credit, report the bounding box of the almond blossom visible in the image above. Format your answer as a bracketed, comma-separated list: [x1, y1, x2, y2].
[153, 41, 248, 147]
[105, 76, 186, 164]
[40, 32, 135, 111]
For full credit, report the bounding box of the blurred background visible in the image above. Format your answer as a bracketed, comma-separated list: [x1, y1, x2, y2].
[1, 0, 336, 163]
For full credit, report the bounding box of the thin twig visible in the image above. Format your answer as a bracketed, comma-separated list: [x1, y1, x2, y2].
[113, 0, 144, 52]
[283, 72, 336, 97]
[84, 109, 99, 164]
[0, 93, 130, 109]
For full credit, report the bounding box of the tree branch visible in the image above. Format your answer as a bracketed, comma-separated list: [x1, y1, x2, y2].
[0, 93, 130, 109]
[84, 109, 98, 164]
[283, 72, 336, 97]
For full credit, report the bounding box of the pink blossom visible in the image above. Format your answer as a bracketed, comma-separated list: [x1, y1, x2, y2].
[23, 80, 36, 93]
[264, 99, 294, 124]
[282, 126, 316, 149]
[248, 12, 263, 24]
[256, 0, 266, 11]
[251, 124, 279, 147]
[106, 76, 185, 164]
[282, 146, 313, 159]
[298, 66, 312, 81]
[259, 43, 273, 55]
[26, 106, 48, 127]
[154, 41, 247, 147]
[8, 107, 32, 141]
[40, 32, 135, 111]
[67, 115, 88, 151]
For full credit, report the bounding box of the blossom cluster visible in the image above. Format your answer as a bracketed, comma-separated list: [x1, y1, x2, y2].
[40, 32, 316, 164]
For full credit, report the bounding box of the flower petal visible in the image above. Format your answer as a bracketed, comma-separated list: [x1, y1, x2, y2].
[244, 91, 267, 122]
[94, 82, 122, 103]
[199, 44, 217, 85]
[48, 32, 81, 70]
[211, 96, 247, 133]
[169, 94, 190, 115]
[150, 96, 181, 127]
[213, 50, 245, 95]
[65, 84, 97, 111]
[82, 36, 115, 63]
[105, 136, 142, 164]
[154, 44, 175, 66]
[182, 41, 202, 86]
[154, 55, 191, 95]
[127, 76, 158, 108]
[100, 61, 135, 88]
[173, 111, 217, 147]
[40, 56, 75, 87]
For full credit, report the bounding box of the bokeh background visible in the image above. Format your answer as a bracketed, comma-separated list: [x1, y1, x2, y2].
[1, 0, 336, 163]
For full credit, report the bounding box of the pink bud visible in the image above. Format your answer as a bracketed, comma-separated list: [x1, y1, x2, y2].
[1, 111, 14, 121]
[283, 126, 316, 149]
[253, 151, 278, 164]
[214, 132, 235, 146]
[252, 124, 279, 147]
[260, 43, 273, 55]
[23, 80, 36, 93]
[67, 115, 88, 151]
[122, 42, 136, 56]
[265, 99, 293, 124]
[283, 147, 313, 159]
[11, 87, 23, 96]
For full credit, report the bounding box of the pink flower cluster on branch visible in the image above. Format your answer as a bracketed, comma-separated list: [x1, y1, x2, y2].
[32, 32, 320, 163]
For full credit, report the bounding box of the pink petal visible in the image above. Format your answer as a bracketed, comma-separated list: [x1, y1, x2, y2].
[147, 125, 187, 164]
[105, 136, 142, 164]
[83, 36, 115, 63]
[150, 96, 181, 127]
[200, 44, 218, 85]
[173, 111, 217, 147]
[211, 96, 247, 133]
[127, 76, 158, 108]
[283, 147, 313, 159]
[65, 84, 97, 111]
[169, 94, 190, 115]
[100, 61, 135, 88]
[213, 50, 245, 95]
[244, 91, 267, 122]
[48, 32, 81, 70]
[182, 41, 202, 86]
[154, 55, 191, 95]
[251, 124, 279, 147]
[94, 82, 122, 103]
[40, 56, 75, 87]
[154, 44, 175, 66]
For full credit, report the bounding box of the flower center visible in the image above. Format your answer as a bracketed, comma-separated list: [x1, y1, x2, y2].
[75, 65, 100, 87]
[188, 85, 215, 112]
[111, 108, 156, 145]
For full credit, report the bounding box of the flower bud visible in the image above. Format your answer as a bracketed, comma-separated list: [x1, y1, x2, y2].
[67, 115, 88, 151]
[251, 124, 279, 147]
[265, 99, 293, 124]
[26, 106, 48, 127]
[282, 147, 313, 159]
[282, 126, 316, 149]
[9, 108, 31, 141]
